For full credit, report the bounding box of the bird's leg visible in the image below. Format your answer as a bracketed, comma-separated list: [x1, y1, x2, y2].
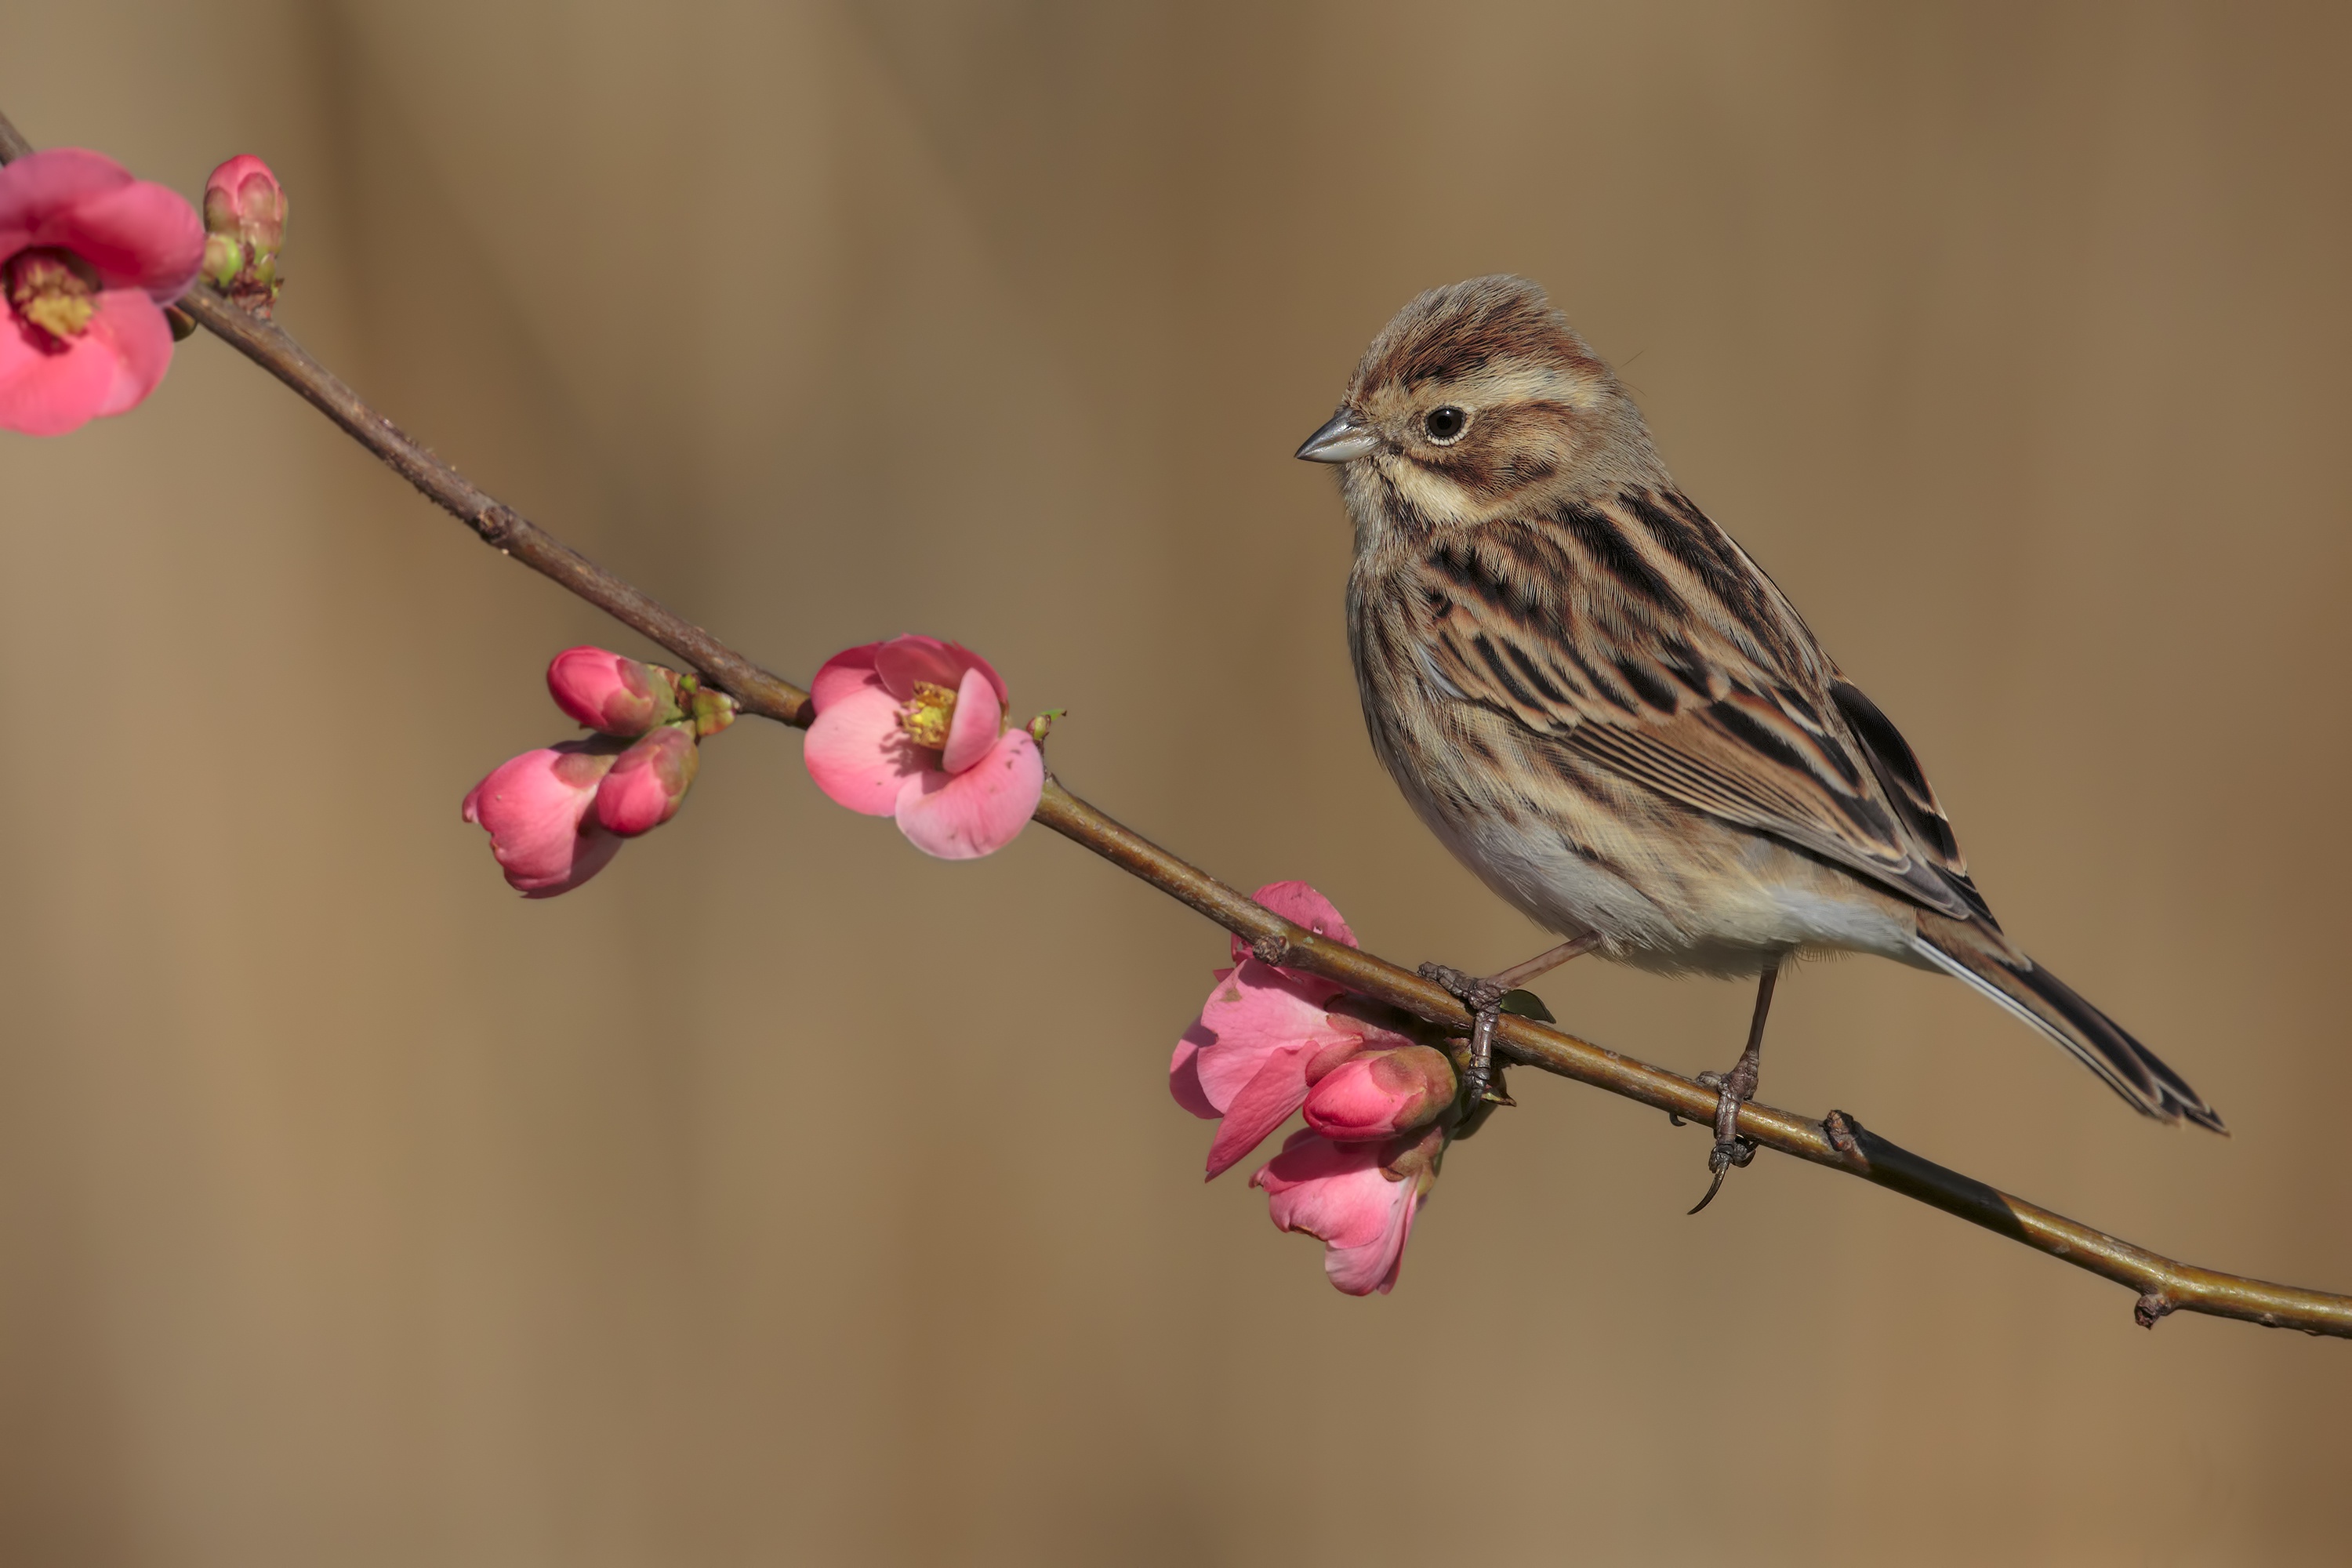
[1489, 936, 1599, 993]
[1419, 934, 1600, 1111]
[1688, 959, 1780, 1215]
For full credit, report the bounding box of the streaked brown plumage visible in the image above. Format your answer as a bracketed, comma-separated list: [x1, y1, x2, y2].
[1303, 274, 2220, 1131]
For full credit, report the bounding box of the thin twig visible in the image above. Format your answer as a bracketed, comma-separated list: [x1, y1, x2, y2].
[183, 284, 812, 726]
[5, 113, 2346, 1338]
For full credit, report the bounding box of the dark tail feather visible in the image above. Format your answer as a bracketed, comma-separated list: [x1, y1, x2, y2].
[1910, 921, 2226, 1134]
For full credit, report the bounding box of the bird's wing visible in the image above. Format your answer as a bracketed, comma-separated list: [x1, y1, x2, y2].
[1409, 487, 1991, 922]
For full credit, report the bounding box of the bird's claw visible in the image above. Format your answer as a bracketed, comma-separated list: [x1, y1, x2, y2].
[1418, 962, 1512, 1112]
[1686, 1069, 1757, 1215]
[1682, 965, 1778, 1214]
[1417, 962, 1505, 1014]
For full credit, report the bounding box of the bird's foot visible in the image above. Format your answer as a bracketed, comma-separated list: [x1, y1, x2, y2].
[1686, 1065, 1759, 1214]
[1417, 963, 1512, 1112]
[1418, 940, 1592, 1119]
[1687, 962, 1779, 1214]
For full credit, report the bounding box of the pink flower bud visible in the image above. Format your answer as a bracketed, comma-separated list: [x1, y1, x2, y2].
[200, 154, 287, 313]
[203, 156, 285, 246]
[1302, 1045, 1457, 1141]
[593, 724, 699, 836]
[546, 646, 678, 736]
[461, 742, 625, 897]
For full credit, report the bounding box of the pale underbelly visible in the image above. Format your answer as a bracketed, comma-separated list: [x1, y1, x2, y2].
[1412, 782, 1926, 979]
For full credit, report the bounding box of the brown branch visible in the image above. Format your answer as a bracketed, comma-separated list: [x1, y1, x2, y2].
[5, 114, 2346, 1339]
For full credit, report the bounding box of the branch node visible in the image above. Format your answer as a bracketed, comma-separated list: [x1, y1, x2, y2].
[1823, 1108, 1864, 1166]
[1250, 933, 1292, 967]
[2135, 1291, 2176, 1330]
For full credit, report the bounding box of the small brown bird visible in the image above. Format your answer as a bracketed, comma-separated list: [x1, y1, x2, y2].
[1298, 275, 2221, 1206]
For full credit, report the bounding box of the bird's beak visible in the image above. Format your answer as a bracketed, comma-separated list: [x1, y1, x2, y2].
[1294, 407, 1379, 463]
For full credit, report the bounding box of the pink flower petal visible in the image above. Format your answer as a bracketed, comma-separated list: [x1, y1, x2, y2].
[1326, 1187, 1417, 1295]
[207, 155, 278, 201]
[521, 824, 624, 900]
[1250, 1130, 1422, 1295]
[1251, 1132, 1393, 1246]
[1192, 960, 1351, 1108]
[88, 292, 174, 417]
[891, 728, 1043, 859]
[1169, 1022, 1220, 1120]
[810, 644, 884, 713]
[0, 307, 128, 437]
[1230, 880, 1359, 965]
[938, 665, 1002, 774]
[873, 635, 963, 698]
[1203, 1044, 1316, 1179]
[54, 177, 205, 300]
[803, 682, 922, 815]
[461, 744, 623, 895]
[873, 636, 1009, 709]
[0, 150, 133, 259]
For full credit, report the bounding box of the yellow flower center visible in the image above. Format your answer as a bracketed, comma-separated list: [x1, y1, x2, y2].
[898, 681, 958, 750]
[5, 249, 100, 344]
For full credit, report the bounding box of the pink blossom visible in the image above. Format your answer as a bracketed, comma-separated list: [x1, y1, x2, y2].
[1302, 1045, 1457, 1142]
[1172, 880, 1460, 1293]
[594, 725, 699, 836]
[1251, 1126, 1441, 1296]
[1171, 881, 1427, 1178]
[461, 742, 624, 897]
[0, 149, 204, 436]
[547, 646, 675, 736]
[1171, 959, 1365, 1178]
[804, 635, 1045, 860]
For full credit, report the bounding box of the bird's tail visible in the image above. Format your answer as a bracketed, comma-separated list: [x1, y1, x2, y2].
[1910, 913, 2225, 1133]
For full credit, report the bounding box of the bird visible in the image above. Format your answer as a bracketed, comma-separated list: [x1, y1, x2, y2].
[1295, 274, 2222, 1207]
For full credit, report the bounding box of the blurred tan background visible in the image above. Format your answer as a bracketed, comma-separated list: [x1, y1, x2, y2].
[3, 2, 2349, 1563]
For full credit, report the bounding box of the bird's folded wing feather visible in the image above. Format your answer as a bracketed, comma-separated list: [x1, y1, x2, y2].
[1410, 490, 1989, 922]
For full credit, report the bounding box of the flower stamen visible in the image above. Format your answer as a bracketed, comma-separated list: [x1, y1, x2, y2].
[5, 248, 101, 344]
[898, 680, 959, 750]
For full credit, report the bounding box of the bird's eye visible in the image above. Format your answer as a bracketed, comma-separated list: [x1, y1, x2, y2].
[1423, 405, 1468, 444]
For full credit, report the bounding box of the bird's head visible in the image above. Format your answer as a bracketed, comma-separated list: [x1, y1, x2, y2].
[1298, 274, 1663, 532]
